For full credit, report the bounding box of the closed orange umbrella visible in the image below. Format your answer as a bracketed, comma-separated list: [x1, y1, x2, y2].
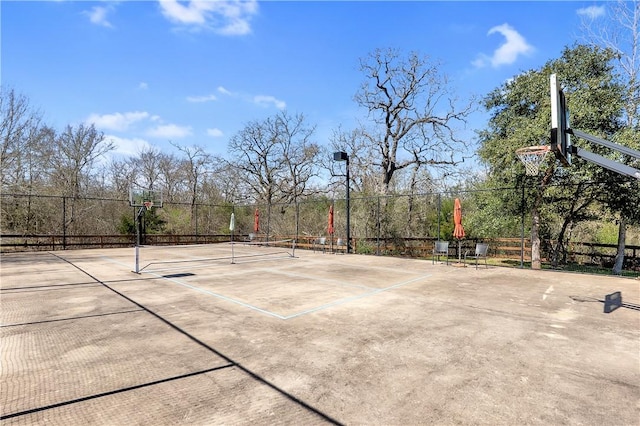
[453, 198, 465, 263]
[453, 198, 465, 239]
[328, 204, 335, 235]
[254, 209, 260, 233]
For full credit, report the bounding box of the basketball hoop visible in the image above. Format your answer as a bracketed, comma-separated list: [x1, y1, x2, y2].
[516, 145, 551, 176]
[143, 201, 154, 211]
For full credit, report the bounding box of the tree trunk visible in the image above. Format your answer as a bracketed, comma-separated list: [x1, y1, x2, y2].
[612, 217, 626, 275]
[405, 164, 419, 236]
[551, 217, 573, 268]
[530, 166, 554, 270]
[531, 205, 542, 270]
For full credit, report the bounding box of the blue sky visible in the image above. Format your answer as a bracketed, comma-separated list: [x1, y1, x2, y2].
[2, 0, 609, 160]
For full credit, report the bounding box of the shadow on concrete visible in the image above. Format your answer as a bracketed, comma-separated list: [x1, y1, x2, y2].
[0, 365, 233, 420]
[19, 252, 346, 426]
[0, 309, 144, 328]
[570, 292, 640, 313]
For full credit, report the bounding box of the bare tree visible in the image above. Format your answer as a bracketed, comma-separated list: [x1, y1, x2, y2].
[0, 88, 43, 190]
[172, 142, 214, 227]
[275, 112, 320, 203]
[156, 152, 183, 203]
[328, 126, 379, 194]
[134, 146, 165, 191]
[49, 124, 114, 198]
[227, 111, 319, 205]
[580, 0, 639, 127]
[45, 124, 114, 231]
[107, 157, 138, 198]
[354, 48, 475, 194]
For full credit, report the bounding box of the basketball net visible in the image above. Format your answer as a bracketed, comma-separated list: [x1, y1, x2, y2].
[143, 201, 154, 211]
[516, 145, 550, 176]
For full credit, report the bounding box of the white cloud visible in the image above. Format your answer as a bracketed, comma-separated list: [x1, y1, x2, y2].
[217, 86, 234, 96]
[83, 5, 114, 28]
[253, 95, 286, 110]
[146, 123, 192, 139]
[138, 82, 149, 90]
[158, 0, 258, 35]
[474, 23, 534, 68]
[216, 85, 285, 109]
[207, 128, 224, 137]
[87, 111, 150, 131]
[106, 135, 153, 157]
[471, 56, 488, 68]
[187, 94, 217, 103]
[577, 5, 605, 19]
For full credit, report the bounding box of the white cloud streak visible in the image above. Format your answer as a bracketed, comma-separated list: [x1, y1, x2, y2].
[207, 128, 224, 137]
[576, 5, 606, 19]
[253, 95, 286, 110]
[187, 94, 218, 103]
[87, 111, 150, 131]
[106, 135, 153, 157]
[217, 86, 286, 110]
[146, 123, 192, 139]
[217, 86, 234, 96]
[83, 5, 114, 28]
[158, 0, 258, 35]
[473, 23, 534, 68]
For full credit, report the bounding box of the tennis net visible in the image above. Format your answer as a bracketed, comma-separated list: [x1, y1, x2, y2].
[133, 239, 296, 273]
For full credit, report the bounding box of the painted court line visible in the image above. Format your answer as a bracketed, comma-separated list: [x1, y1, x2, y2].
[282, 274, 432, 319]
[149, 272, 287, 319]
[102, 255, 430, 320]
[154, 272, 431, 320]
[257, 268, 377, 291]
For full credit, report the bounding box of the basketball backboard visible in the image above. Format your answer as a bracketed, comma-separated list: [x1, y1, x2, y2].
[129, 186, 163, 208]
[550, 74, 571, 166]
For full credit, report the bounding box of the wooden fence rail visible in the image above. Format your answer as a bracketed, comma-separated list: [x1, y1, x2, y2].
[1, 234, 638, 269]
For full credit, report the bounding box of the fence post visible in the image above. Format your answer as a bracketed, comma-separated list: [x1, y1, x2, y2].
[62, 196, 66, 250]
[376, 196, 381, 255]
[194, 203, 198, 238]
[437, 193, 441, 241]
[295, 200, 300, 244]
[266, 202, 271, 243]
[520, 178, 525, 268]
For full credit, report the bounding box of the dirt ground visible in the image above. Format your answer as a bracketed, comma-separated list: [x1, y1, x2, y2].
[1, 246, 638, 425]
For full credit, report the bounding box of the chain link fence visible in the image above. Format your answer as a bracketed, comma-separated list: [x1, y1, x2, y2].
[2, 191, 639, 273]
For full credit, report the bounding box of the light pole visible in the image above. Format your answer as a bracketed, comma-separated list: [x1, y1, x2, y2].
[333, 151, 351, 253]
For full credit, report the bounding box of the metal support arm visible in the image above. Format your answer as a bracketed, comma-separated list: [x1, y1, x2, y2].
[570, 129, 640, 159]
[572, 147, 640, 180]
[567, 128, 640, 180]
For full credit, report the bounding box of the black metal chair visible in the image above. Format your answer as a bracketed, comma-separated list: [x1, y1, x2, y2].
[432, 241, 450, 265]
[464, 243, 489, 269]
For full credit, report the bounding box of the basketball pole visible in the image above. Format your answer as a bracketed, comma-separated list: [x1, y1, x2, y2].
[133, 205, 146, 274]
[134, 246, 140, 274]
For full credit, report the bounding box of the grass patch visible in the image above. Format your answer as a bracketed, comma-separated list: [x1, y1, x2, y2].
[492, 258, 639, 277]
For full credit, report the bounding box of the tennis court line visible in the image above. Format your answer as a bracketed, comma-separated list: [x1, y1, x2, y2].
[150, 272, 288, 319]
[153, 271, 431, 320]
[258, 268, 377, 291]
[101, 255, 429, 320]
[282, 274, 432, 320]
[100, 255, 286, 318]
[102, 255, 133, 269]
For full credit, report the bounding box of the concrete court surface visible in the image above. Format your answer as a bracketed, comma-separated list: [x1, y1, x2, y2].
[1, 245, 638, 425]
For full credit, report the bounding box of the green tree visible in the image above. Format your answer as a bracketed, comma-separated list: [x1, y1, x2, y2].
[477, 44, 625, 269]
[580, 0, 640, 273]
